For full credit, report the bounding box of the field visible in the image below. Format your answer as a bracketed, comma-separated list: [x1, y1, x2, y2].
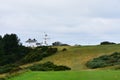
[8, 70, 120, 80]
[3, 44, 120, 80]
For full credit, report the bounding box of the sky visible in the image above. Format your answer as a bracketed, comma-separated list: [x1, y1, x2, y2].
[0, 0, 120, 45]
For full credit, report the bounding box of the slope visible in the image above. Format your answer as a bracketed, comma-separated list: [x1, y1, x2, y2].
[38, 44, 120, 70]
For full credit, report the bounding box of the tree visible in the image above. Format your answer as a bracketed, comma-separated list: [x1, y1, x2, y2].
[52, 41, 62, 46]
[0, 34, 21, 65]
[3, 34, 20, 55]
[0, 35, 4, 64]
[100, 41, 116, 45]
[52, 41, 69, 46]
[0, 35, 4, 55]
[0, 33, 32, 66]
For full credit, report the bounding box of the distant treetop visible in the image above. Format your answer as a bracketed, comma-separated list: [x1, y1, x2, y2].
[100, 41, 116, 45]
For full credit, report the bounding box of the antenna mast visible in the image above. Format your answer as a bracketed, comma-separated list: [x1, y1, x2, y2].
[43, 32, 50, 46]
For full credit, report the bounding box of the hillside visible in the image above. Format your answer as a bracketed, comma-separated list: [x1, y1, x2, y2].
[33, 44, 120, 70]
[2, 44, 120, 80]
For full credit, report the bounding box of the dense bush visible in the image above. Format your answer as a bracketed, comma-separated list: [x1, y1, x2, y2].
[21, 50, 43, 63]
[0, 78, 5, 80]
[86, 52, 120, 69]
[0, 34, 32, 66]
[27, 61, 71, 71]
[62, 48, 67, 51]
[54, 65, 71, 71]
[21, 47, 58, 64]
[52, 41, 69, 46]
[0, 64, 20, 74]
[100, 41, 116, 45]
[86, 59, 106, 68]
[39, 46, 49, 52]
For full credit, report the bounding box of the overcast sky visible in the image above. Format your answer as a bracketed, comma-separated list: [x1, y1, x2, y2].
[0, 0, 120, 45]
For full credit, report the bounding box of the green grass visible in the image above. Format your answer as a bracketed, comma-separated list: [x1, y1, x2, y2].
[8, 70, 120, 80]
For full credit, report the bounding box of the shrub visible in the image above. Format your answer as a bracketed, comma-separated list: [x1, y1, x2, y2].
[62, 48, 67, 51]
[86, 52, 120, 69]
[28, 62, 56, 71]
[27, 61, 71, 71]
[21, 51, 43, 63]
[86, 59, 106, 68]
[0, 78, 5, 80]
[100, 41, 116, 45]
[54, 65, 71, 71]
[21, 47, 57, 64]
[41, 46, 49, 52]
[0, 64, 19, 74]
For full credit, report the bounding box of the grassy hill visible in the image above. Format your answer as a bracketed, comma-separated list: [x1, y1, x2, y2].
[4, 44, 120, 80]
[22, 44, 120, 70]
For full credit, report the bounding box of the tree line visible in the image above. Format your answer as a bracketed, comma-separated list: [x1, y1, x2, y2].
[0, 33, 60, 74]
[0, 34, 31, 66]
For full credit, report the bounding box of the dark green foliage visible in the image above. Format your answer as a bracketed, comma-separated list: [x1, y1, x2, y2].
[86, 59, 106, 68]
[0, 64, 19, 74]
[0, 78, 5, 80]
[100, 41, 116, 45]
[36, 46, 49, 52]
[86, 52, 120, 69]
[17, 46, 32, 58]
[41, 46, 49, 52]
[0, 33, 21, 66]
[52, 41, 69, 46]
[28, 62, 55, 71]
[21, 50, 43, 63]
[54, 65, 71, 71]
[21, 47, 57, 64]
[42, 48, 57, 57]
[3, 34, 20, 55]
[62, 48, 67, 51]
[27, 61, 71, 71]
[0, 34, 58, 73]
[0, 35, 4, 56]
[0, 34, 32, 66]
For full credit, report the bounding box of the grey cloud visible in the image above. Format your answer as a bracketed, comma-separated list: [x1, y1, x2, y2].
[0, 0, 120, 45]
